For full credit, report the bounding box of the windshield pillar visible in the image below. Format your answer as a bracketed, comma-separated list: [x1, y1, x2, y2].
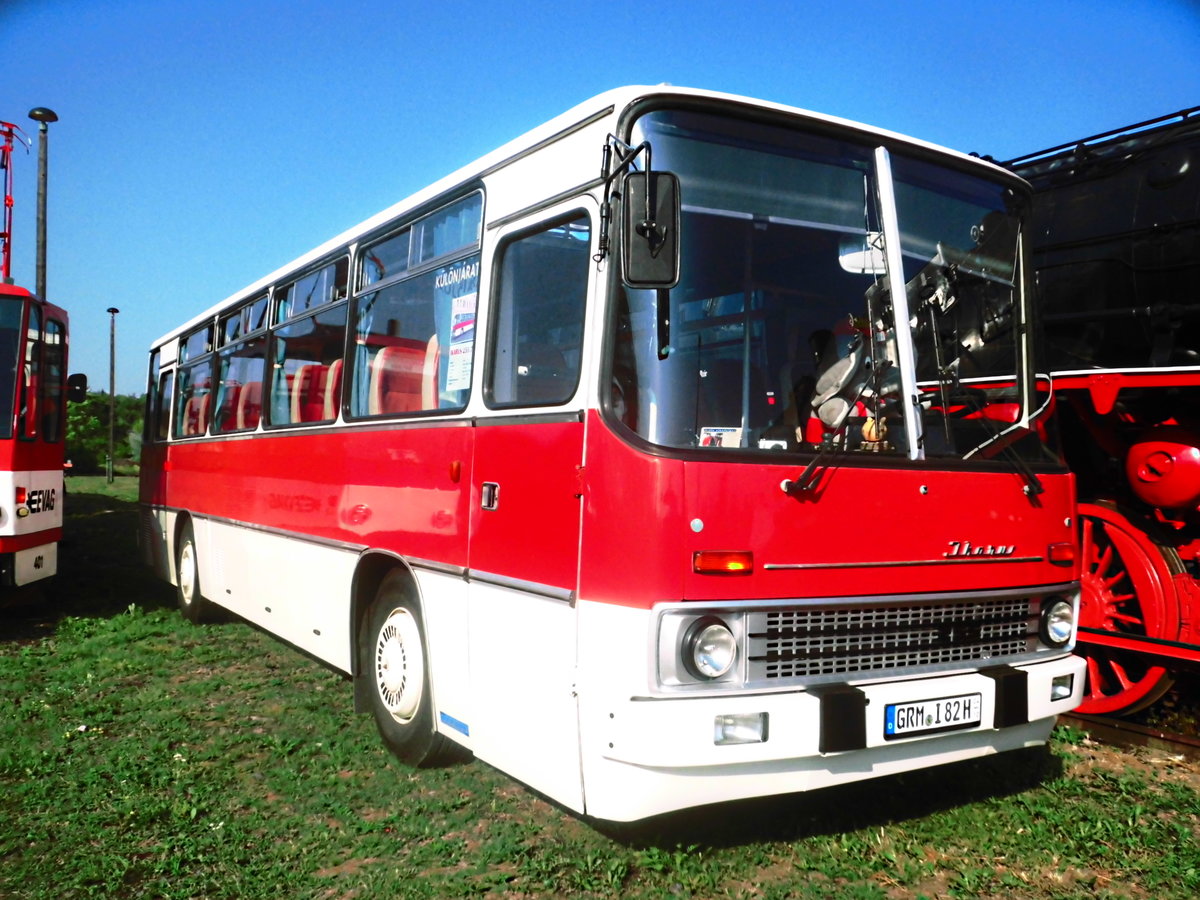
[873, 147, 924, 460]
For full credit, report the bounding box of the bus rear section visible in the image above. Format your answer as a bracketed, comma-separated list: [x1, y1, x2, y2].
[139, 86, 1084, 822]
[0, 285, 73, 588]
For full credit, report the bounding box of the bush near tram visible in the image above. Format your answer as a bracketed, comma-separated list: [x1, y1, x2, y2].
[65, 391, 144, 474]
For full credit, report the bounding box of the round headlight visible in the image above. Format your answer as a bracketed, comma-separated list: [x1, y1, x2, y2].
[683, 617, 737, 680]
[1040, 597, 1075, 646]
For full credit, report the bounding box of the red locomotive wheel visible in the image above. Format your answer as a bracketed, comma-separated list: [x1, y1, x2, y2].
[1076, 502, 1182, 715]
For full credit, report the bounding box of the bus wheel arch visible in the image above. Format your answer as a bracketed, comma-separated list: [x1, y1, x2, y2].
[353, 556, 454, 767]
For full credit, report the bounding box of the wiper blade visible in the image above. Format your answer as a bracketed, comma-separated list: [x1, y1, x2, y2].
[781, 360, 894, 495]
[960, 386, 1053, 496]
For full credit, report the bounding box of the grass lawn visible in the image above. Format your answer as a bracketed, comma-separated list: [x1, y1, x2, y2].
[1, 478, 1198, 898]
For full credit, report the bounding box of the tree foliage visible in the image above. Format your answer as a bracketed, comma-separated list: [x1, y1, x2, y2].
[66, 392, 144, 473]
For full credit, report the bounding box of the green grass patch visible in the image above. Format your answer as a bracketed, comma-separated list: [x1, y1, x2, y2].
[2, 478, 1199, 897]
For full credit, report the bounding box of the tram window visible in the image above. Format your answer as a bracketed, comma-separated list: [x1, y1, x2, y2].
[19, 305, 41, 439]
[486, 214, 590, 408]
[41, 319, 65, 442]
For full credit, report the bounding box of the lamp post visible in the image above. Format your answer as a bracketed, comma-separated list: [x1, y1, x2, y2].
[106, 307, 119, 483]
[27, 107, 57, 301]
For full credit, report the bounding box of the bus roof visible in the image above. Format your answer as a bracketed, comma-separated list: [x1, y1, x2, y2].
[153, 84, 1016, 348]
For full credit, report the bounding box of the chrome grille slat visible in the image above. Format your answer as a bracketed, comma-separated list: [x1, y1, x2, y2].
[747, 597, 1036, 683]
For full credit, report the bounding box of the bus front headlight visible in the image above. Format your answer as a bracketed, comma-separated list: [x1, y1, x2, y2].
[683, 616, 737, 680]
[1040, 597, 1075, 647]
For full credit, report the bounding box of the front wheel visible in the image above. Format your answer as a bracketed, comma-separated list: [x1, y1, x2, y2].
[176, 520, 216, 624]
[361, 572, 454, 767]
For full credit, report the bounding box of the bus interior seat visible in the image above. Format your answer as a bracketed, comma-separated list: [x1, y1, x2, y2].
[421, 335, 439, 410]
[237, 381, 262, 429]
[323, 359, 344, 421]
[216, 383, 242, 432]
[184, 392, 210, 436]
[369, 340, 433, 415]
[291, 364, 332, 423]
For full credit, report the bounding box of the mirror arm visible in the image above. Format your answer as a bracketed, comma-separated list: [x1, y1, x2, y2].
[656, 288, 670, 359]
[596, 138, 650, 263]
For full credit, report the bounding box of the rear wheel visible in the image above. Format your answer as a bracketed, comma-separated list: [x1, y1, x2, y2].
[1076, 502, 1181, 715]
[361, 572, 453, 766]
[176, 520, 216, 624]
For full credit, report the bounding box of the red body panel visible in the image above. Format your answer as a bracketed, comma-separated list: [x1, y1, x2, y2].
[580, 411, 1076, 608]
[471, 418, 583, 591]
[148, 409, 1076, 610]
[142, 424, 473, 567]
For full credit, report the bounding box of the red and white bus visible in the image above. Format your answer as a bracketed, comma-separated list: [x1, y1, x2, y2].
[1, 119, 84, 590]
[139, 86, 1085, 822]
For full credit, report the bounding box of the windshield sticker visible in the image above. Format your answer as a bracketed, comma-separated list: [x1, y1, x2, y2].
[700, 426, 742, 448]
[446, 291, 476, 392]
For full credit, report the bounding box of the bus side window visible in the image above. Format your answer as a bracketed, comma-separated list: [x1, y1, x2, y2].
[214, 336, 266, 433]
[174, 361, 212, 438]
[269, 303, 346, 427]
[156, 370, 174, 441]
[350, 262, 474, 418]
[486, 213, 590, 408]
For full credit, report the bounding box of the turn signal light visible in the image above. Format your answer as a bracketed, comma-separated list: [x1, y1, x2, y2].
[693, 551, 754, 575]
[1048, 542, 1076, 565]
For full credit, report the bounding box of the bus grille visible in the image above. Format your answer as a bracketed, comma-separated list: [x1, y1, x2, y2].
[746, 596, 1037, 683]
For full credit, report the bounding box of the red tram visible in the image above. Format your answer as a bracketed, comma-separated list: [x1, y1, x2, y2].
[1, 117, 85, 591]
[1008, 107, 1200, 714]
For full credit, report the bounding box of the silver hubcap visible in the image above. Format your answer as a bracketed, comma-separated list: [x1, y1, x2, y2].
[179, 542, 196, 606]
[374, 607, 424, 723]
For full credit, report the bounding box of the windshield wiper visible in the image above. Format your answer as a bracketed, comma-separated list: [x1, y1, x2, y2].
[781, 359, 894, 495]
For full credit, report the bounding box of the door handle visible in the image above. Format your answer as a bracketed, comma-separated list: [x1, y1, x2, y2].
[481, 481, 500, 511]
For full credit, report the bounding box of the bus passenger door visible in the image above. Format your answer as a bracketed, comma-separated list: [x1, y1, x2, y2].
[466, 206, 594, 813]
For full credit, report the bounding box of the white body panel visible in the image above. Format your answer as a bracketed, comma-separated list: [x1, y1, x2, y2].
[573, 600, 1085, 821]
[13, 541, 57, 584]
[464, 582, 583, 814]
[0, 469, 64, 536]
[0, 469, 64, 585]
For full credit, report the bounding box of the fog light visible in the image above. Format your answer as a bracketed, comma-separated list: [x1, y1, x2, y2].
[1051, 674, 1074, 702]
[714, 712, 768, 745]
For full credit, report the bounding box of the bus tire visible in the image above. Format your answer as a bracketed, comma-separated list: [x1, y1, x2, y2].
[361, 572, 452, 767]
[176, 520, 215, 624]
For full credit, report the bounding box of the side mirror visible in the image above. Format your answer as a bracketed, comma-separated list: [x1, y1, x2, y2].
[67, 372, 88, 402]
[621, 171, 680, 289]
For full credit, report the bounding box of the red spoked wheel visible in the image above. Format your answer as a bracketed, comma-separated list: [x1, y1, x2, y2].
[1076, 501, 1182, 715]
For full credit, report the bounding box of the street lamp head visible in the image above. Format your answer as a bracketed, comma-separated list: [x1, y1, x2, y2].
[106, 307, 120, 315]
[28, 107, 58, 125]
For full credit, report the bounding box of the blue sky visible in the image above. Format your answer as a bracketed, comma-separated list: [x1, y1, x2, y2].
[2, 0, 1197, 394]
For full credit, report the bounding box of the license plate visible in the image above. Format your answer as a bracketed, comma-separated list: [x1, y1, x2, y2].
[884, 692, 982, 740]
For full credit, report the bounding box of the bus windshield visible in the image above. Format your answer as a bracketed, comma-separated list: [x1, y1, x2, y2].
[0, 298, 22, 439]
[609, 109, 1053, 465]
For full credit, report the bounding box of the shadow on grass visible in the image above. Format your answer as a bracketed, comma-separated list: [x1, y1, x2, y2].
[593, 745, 1063, 849]
[0, 489, 174, 642]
